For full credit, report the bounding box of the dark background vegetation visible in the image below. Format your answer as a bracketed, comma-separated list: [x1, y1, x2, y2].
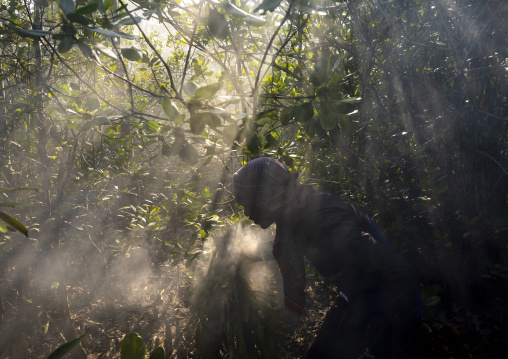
[0, 0, 507, 358]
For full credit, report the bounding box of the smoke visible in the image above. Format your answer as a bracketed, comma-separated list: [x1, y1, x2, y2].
[233, 225, 284, 306]
[0, 150, 283, 357]
[0, 152, 232, 357]
[0, 203, 178, 357]
[194, 223, 284, 309]
[187, 224, 285, 357]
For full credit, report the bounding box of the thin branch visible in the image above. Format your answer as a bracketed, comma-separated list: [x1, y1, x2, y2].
[228, 30, 254, 90]
[252, 1, 295, 113]
[261, 15, 309, 84]
[111, 39, 134, 110]
[117, 0, 185, 104]
[476, 108, 508, 121]
[42, 37, 129, 116]
[43, 39, 56, 83]
[99, 61, 165, 98]
[259, 93, 316, 100]
[477, 151, 508, 176]
[179, 20, 198, 94]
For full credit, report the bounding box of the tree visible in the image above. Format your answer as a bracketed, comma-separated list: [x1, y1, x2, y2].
[0, 0, 507, 357]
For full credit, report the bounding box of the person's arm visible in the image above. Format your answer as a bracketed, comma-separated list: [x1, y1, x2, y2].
[273, 224, 306, 317]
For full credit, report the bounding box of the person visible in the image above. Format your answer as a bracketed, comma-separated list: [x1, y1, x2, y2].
[232, 157, 422, 359]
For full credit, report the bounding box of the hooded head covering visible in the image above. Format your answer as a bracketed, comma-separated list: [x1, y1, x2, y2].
[234, 158, 308, 315]
[232, 157, 307, 212]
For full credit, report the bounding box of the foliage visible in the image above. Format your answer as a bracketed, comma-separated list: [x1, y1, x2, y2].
[45, 332, 164, 359]
[0, 0, 507, 357]
[46, 333, 86, 359]
[0, 187, 37, 237]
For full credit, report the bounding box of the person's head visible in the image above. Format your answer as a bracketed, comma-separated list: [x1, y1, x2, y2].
[232, 157, 298, 228]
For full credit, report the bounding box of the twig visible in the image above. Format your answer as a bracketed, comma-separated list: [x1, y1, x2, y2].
[477, 151, 508, 176]
[117, 0, 185, 104]
[111, 39, 134, 110]
[252, 1, 295, 112]
[99, 61, 165, 98]
[179, 18, 198, 94]
[42, 37, 129, 116]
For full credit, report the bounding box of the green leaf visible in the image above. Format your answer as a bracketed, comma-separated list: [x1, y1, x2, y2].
[0, 187, 38, 194]
[15, 28, 52, 37]
[264, 133, 278, 149]
[92, 41, 118, 59]
[223, 3, 249, 18]
[207, 113, 221, 128]
[144, 120, 159, 133]
[77, 41, 96, 60]
[92, 116, 111, 126]
[88, 27, 119, 37]
[0, 211, 28, 236]
[97, 0, 105, 13]
[149, 347, 165, 359]
[222, 123, 239, 143]
[162, 97, 179, 120]
[189, 113, 206, 135]
[161, 143, 171, 157]
[75, 2, 99, 15]
[121, 333, 146, 359]
[47, 334, 86, 359]
[0, 202, 29, 207]
[182, 82, 198, 97]
[57, 36, 74, 53]
[337, 97, 362, 104]
[194, 83, 221, 99]
[280, 106, 295, 125]
[103, 0, 114, 12]
[191, 112, 221, 129]
[80, 120, 94, 132]
[256, 117, 271, 126]
[207, 9, 229, 39]
[246, 134, 260, 154]
[70, 83, 80, 91]
[190, 112, 221, 130]
[59, 0, 76, 15]
[370, 121, 381, 132]
[166, 135, 185, 157]
[222, 95, 242, 105]
[174, 114, 185, 126]
[85, 98, 101, 111]
[295, 102, 314, 122]
[116, 16, 142, 25]
[66, 13, 93, 25]
[320, 114, 337, 130]
[0, 222, 7, 233]
[121, 47, 142, 61]
[178, 142, 199, 165]
[116, 31, 141, 40]
[395, 143, 406, 154]
[254, 0, 282, 14]
[223, 3, 266, 26]
[208, 109, 233, 118]
[423, 296, 441, 307]
[242, 15, 267, 26]
[339, 114, 355, 134]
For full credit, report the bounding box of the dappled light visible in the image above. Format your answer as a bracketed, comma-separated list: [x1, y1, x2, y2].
[0, 0, 507, 358]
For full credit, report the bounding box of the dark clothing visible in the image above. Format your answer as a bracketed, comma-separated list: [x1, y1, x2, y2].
[306, 296, 392, 359]
[272, 189, 421, 358]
